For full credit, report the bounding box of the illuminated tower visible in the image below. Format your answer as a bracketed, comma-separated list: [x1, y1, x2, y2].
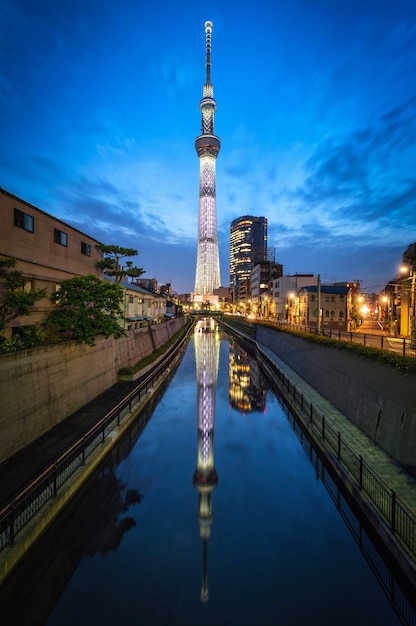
[193, 318, 220, 602]
[194, 21, 221, 298]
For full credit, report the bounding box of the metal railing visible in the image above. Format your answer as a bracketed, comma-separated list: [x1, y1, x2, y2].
[257, 344, 416, 559]
[287, 414, 416, 626]
[0, 322, 193, 555]
[223, 320, 416, 561]
[264, 319, 416, 357]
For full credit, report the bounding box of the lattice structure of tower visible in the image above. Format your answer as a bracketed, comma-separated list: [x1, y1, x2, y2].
[194, 21, 221, 298]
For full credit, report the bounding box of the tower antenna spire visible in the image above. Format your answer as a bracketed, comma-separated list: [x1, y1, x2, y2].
[205, 20, 212, 85]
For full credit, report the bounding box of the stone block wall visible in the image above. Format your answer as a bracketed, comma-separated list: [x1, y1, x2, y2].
[0, 317, 187, 463]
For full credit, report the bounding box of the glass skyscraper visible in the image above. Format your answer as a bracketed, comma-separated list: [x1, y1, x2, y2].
[230, 215, 268, 298]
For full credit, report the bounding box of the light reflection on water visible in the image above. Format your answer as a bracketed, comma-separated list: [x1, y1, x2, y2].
[0, 320, 412, 626]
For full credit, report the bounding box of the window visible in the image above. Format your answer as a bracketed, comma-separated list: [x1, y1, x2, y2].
[325, 295, 330, 302]
[14, 208, 34, 232]
[311, 295, 316, 302]
[330, 310, 335, 321]
[128, 296, 134, 304]
[23, 280, 33, 293]
[54, 228, 68, 246]
[325, 310, 329, 318]
[81, 241, 91, 256]
[339, 311, 344, 319]
[331, 295, 335, 302]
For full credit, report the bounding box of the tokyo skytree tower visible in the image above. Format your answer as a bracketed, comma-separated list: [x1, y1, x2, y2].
[194, 21, 221, 297]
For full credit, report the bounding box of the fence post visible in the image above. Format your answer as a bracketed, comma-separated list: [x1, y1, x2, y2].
[9, 507, 15, 545]
[391, 490, 396, 533]
[82, 438, 86, 465]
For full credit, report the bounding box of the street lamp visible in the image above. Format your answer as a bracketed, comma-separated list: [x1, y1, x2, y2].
[381, 295, 390, 332]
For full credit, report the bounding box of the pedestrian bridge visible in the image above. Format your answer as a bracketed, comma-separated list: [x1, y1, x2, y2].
[190, 309, 223, 318]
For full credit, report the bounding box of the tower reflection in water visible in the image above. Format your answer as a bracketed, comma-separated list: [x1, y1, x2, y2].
[193, 317, 220, 602]
[192, 320, 268, 603]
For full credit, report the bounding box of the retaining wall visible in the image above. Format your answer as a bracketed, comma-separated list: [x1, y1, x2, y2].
[0, 317, 187, 463]
[254, 325, 416, 467]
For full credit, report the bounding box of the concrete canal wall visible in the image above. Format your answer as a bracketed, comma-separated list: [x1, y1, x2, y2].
[254, 325, 416, 468]
[0, 317, 188, 464]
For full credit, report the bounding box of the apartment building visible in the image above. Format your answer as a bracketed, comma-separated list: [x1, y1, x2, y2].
[0, 187, 103, 337]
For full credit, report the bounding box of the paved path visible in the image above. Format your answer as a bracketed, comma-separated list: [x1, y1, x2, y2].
[0, 379, 140, 508]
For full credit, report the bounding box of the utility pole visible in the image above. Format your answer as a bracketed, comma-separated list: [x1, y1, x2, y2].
[317, 274, 321, 334]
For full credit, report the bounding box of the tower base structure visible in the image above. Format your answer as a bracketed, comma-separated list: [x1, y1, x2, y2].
[191, 292, 219, 307]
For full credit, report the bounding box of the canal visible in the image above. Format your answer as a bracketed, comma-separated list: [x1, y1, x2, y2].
[0, 318, 413, 625]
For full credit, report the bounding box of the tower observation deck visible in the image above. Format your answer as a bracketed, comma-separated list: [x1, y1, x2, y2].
[194, 21, 221, 299]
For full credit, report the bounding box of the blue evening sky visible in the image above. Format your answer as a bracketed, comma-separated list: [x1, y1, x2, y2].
[1, 0, 415, 293]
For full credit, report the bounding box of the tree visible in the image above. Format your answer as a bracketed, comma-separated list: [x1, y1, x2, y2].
[96, 244, 145, 283]
[45, 275, 126, 346]
[0, 258, 46, 337]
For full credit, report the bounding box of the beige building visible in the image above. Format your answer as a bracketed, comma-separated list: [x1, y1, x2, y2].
[295, 285, 351, 331]
[0, 187, 103, 337]
[106, 276, 167, 328]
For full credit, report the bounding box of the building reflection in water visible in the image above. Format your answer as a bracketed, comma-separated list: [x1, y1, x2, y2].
[192, 317, 220, 602]
[228, 338, 267, 414]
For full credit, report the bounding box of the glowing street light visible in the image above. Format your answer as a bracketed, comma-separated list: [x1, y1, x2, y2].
[399, 265, 415, 338]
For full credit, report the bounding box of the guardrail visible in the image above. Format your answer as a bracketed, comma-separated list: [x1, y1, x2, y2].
[223, 321, 416, 562]
[259, 344, 416, 559]
[264, 319, 416, 357]
[0, 323, 193, 555]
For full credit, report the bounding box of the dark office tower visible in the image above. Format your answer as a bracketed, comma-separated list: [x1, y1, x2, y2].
[194, 21, 221, 298]
[230, 215, 268, 299]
